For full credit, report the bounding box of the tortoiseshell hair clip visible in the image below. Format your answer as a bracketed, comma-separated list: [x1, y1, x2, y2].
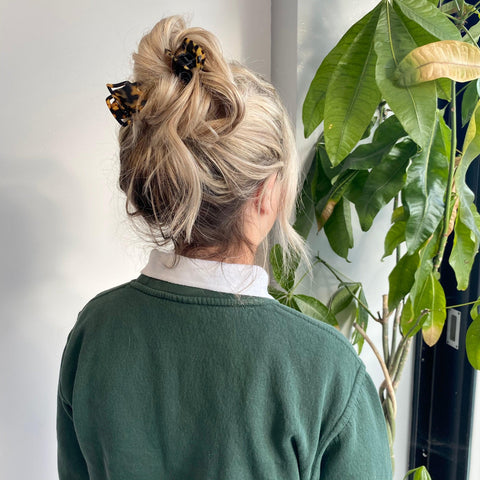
[165, 37, 206, 84]
[105, 81, 146, 126]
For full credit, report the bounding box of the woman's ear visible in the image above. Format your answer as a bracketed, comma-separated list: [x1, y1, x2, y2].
[254, 174, 279, 215]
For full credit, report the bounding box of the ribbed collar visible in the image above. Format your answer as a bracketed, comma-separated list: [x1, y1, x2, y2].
[141, 249, 273, 299]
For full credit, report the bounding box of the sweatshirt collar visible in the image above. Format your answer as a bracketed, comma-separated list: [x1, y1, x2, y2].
[141, 249, 273, 299]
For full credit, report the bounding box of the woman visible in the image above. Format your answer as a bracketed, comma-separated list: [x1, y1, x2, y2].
[57, 16, 392, 479]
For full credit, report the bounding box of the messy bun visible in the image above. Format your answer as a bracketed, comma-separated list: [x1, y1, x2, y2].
[118, 16, 305, 266]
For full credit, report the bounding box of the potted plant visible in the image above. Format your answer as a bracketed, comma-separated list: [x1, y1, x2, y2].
[269, 1, 480, 478]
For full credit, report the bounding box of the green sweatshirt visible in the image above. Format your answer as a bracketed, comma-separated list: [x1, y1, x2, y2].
[57, 274, 392, 479]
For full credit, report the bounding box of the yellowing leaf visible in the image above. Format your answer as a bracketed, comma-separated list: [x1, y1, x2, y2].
[395, 40, 480, 86]
[420, 274, 447, 346]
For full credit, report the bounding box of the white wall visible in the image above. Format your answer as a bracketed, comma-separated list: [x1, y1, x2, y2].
[0, 1, 269, 479]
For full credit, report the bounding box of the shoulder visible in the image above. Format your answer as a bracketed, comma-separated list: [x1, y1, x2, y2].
[261, 299, 364, 370]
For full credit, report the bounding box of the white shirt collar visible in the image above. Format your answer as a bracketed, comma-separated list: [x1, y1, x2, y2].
[141, 249, 273, 299]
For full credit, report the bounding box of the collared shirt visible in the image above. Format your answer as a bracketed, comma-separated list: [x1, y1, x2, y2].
[141, 249, 273, 299]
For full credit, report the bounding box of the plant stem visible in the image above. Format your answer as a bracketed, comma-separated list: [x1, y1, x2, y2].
[382, 295, 390, 365]
[388, 309, 428, 382]
[461, 25, 478, 45]
[392, 337, 412, 388]
[434, 80, 457, 272]
[446, 300, 480, 310]
[391, 304, 402, 359]
[353, 322, 397, 417]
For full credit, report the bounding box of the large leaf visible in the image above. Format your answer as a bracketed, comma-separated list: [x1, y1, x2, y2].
[302, 9, 377, 138]
[353, 139, 416, 231]
[391, 0, 453, 101]
[403, 114, 449, 254]
[401, 232, 440, 335]
[456, 100, 480, 238]
[324, 5, 382, 165]
[420, 273, 447, 346]
[388, 251, 420, 312]
[343, 115, 407, 170]
[395, 40, 480, 86]
[352, 287, 369, 353]
[449, 206, 480, 290]
[375, 3, 437, 149]
[394, 0, 461, 41]
[324, 197, 354, 259]
[294, 294, 338, 326]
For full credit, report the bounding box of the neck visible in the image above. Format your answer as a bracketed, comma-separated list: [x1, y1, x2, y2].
[180, 245, 256, 265]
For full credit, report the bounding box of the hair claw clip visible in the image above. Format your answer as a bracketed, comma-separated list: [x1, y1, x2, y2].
[165, 37, 206, 84]
[105, 81, 146, 126]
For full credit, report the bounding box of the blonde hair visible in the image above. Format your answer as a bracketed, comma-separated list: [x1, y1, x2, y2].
[118, 16, 306, 269]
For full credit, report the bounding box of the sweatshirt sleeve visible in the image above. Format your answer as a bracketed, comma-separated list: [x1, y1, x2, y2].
[57, 389, 90, 479]
[57, 328, 90, 480]
[318, 369, 393, 480]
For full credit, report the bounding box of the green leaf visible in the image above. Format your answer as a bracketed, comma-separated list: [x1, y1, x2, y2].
[404, 114, 449, 254]
[449, 207, 480, 290]
[394, 0, 461, 41]
[403, 466, 432, 480]
[465, 22, 480, 45]
[420, 273, 447, 346]
[329, 283, 361, 315]
[352, 288, 369, 353]
[312, 143, 335, 200]
[471, 298, 480, 321]
[393, 1, 439, 47]
[392, 205, 407, 223]
[456, 100, 480, 240]
[324, 5, 382, 165]
[400, 297, 414, 334]
[436, 78, 452, 101]
[388, 251, 420, 311]
[466, 317, 480, 370]
[410, 231, 440, 302]
[302, 10, 376, 137]
[392, 0, 453, 100]
[294, 294, 338, 326]
[343, 115, 407, 170]
[269, 245, 298, 291]
[461, 81, 479, 128]
[324, 197, 354, 259]
[353, 139, 416, 231]
[383, 220, 406, 259]
[395, 40, 480, 86]
[375, 2, 437, 149]
[315, 141, 342, 181]
[294, 156, 316, 239]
